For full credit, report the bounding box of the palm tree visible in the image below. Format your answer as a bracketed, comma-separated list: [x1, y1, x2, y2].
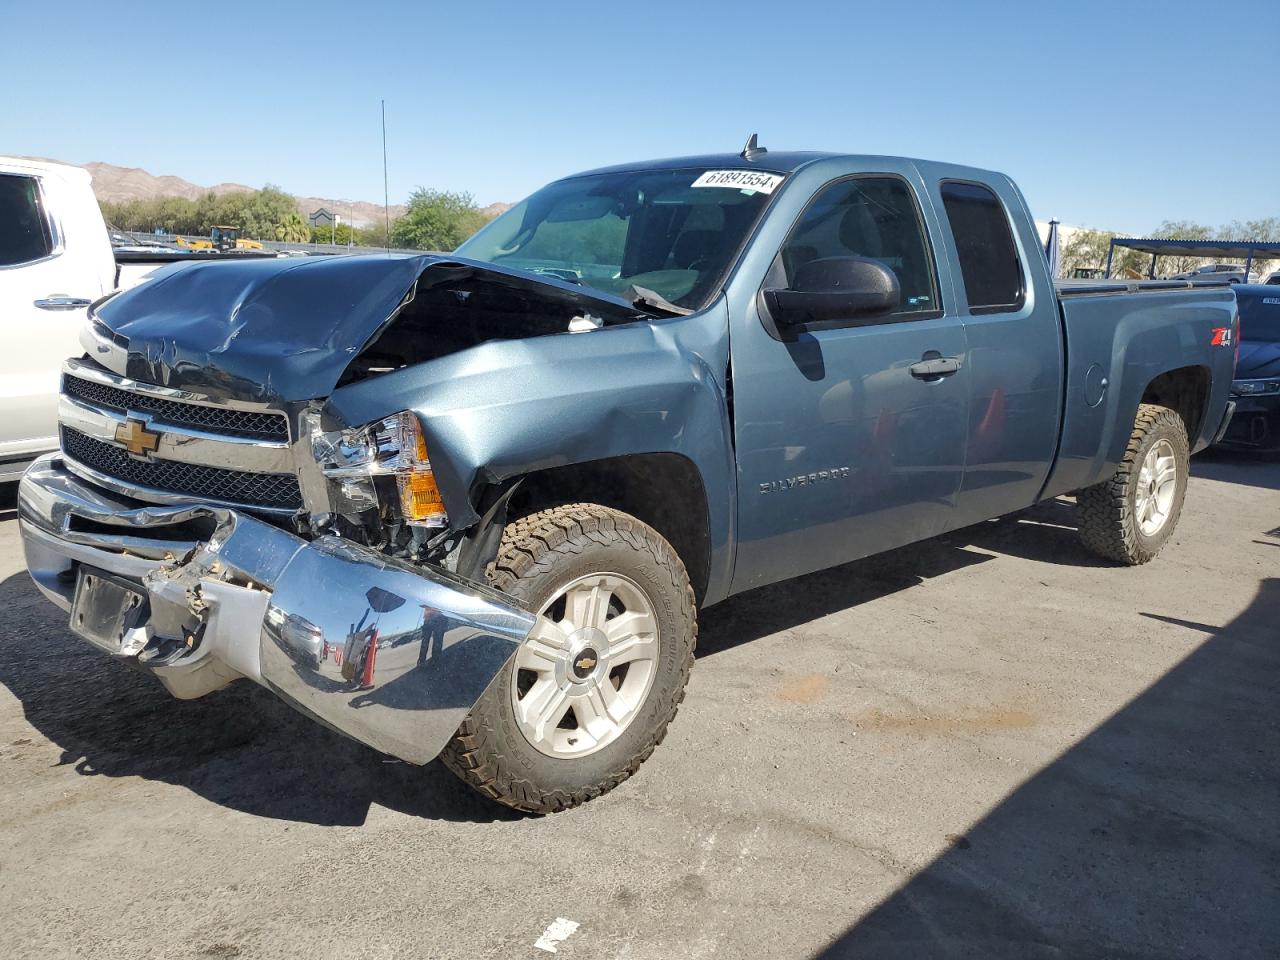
[275, 212, 310, 243]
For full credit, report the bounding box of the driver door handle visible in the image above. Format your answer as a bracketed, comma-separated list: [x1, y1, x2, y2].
[34, 296, 92, 311]
[909, 355, 962, 380]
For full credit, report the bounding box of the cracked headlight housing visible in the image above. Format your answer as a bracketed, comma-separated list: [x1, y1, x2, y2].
[309, 411, 447, 527]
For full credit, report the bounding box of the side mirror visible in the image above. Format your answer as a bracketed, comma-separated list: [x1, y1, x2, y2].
[763, 256, 900, 326]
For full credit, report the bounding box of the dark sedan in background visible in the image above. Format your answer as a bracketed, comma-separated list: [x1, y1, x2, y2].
[1220, 286, 1280, 451]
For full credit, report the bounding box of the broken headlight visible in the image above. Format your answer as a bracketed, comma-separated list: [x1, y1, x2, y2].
[309, 411, 447, 527]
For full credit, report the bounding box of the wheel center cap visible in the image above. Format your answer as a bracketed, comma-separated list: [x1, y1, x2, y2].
[572, 646, 600, 679]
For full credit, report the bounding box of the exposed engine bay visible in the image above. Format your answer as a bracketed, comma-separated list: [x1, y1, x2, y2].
[338, 260, 650, 386]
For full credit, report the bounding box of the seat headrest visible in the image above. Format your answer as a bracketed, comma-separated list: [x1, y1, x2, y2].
[838, 203, 883, 257]
[672, 230, 718, 269]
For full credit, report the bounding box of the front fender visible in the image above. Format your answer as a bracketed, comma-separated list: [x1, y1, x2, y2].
[328, 303, 736, 602]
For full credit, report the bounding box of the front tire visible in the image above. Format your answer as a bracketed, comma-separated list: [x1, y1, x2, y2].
[440, 503, 696, 813]
[1078, 403, 1190, 564]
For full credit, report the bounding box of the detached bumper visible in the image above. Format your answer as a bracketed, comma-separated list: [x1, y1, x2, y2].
[18, 455, 534, 765]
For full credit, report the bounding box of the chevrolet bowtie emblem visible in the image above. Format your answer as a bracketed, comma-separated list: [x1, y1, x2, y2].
[114, 418, 161, 457]
[575, 656, 597, 671]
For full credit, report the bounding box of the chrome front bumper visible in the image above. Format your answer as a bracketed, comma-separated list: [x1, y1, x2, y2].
[18, 455, 534, 765]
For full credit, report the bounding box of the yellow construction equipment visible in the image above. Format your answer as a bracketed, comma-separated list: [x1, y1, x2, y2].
[176, 226, 264, 252]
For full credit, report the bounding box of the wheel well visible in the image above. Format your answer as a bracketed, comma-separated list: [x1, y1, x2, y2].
[1141, 366, 1210, 442]
[501, 454, 712, 603]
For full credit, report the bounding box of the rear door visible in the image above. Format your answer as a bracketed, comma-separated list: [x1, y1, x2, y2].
[928, 176, 1064, 528]
[728, 167, 970, 592]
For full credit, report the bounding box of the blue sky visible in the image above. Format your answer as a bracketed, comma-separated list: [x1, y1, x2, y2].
[6, 0, 1276, 234]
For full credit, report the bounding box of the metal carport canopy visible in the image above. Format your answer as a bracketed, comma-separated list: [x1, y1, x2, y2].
[1105, 237, 1280, 277]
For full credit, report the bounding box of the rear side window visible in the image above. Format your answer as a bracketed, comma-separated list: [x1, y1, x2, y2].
[779, 176, 939, 318]
[940, 181, 1025, 314]
[0, 174, 54, 267]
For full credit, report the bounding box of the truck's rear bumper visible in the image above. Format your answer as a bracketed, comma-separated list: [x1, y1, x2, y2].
[1217, 396, 1280, 451]
[18, 455, 534, 765]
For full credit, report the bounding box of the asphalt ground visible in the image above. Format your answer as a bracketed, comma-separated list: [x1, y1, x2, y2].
[1, 450, 1276, 959]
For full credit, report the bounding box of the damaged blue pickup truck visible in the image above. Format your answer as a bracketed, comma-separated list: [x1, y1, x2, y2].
[19, 146, 1238, 813]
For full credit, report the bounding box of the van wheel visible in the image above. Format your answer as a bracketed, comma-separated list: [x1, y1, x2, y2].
[1078, 403, 1189, 564]
[440, 503, 696, 814]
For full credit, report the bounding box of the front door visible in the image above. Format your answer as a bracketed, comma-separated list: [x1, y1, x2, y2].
[729, 173, 969, 592]
[0, 171, 95, 464]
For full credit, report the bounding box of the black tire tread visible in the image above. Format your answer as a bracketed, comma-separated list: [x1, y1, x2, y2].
[439, 503, 696, 814]
[1078, 403, 1188, 565]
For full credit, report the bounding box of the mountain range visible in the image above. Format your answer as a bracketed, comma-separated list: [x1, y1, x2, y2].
[78, 161, 510, 227]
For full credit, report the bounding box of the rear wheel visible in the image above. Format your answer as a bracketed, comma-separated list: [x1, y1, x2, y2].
[440, 503, 696, 813]
[1078, 403, 1189, 564]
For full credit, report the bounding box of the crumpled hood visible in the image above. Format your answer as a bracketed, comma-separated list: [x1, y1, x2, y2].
[86, 253, 639, 403]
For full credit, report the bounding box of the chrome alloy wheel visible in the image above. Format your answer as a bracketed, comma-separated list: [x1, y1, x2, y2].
[1135, 438, 1178, 536]
[510, 572, 660, 758]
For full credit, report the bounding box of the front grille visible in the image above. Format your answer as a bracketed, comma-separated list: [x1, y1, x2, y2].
[64, 375, 289, 441]
[62, 427, 302, 511]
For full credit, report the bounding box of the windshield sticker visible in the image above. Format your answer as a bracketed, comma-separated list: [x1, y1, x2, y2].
[691, 170, 785, 194]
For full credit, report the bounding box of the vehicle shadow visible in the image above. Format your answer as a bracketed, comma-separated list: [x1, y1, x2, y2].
[0, 494, 1141, 828]
[0, 566, 521, 826]
[811, 577, 1280, 959]
[699, 497, 1100, 658]
[1192, 446, 1280, 491]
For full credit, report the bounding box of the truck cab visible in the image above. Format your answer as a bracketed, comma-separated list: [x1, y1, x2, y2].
[0, 157, 115, 480]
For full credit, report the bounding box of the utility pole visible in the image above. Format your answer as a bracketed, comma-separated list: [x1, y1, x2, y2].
[381, 99, 390, 252]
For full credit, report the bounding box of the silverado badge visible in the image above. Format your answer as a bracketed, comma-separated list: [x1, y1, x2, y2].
[114, 418, 161, 458]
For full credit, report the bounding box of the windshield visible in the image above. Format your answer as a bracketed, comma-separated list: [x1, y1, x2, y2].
[455, 167, 783, 311]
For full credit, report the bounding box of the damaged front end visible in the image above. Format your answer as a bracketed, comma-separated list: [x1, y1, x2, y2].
[18, 456, 534, 764]
[21, 252, 682, 764]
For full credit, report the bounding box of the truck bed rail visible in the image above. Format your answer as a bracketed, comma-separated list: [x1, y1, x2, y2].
[1055, 278, 1234, 297]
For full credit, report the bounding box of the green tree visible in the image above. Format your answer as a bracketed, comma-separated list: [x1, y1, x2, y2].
[1149, 220, 1213, 276]
[391, 188, 487, 251]
[357, 220, 392, 248]
[310, 222, 359, 246]
[101, 186, 320, 244]
[275, 211, 310, 243]
[1217, 217, 1280, 278]
[1060, 227, 1149, 279]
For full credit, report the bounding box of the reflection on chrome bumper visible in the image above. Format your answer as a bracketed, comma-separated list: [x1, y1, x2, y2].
[17, 455, 534, 764]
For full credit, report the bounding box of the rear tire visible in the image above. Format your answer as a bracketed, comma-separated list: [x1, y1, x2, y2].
[1078, 403, 1189, 564]
[440, 503, 696, 814]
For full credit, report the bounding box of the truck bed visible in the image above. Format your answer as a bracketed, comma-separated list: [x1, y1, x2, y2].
[1043, 280, 1238, 500]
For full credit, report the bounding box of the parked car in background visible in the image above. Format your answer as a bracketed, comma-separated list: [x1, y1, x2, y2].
[1260, 270, 1280, 286]
[1218, 285, 1280, 451]
[0, 157, 283, 482]
[1169, 263, 1254, 284]
[18, 149, 1238, 813]
[0, 156, 115, 481]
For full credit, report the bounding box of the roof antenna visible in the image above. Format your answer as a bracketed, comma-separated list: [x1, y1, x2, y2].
[740, 133, 767, 160]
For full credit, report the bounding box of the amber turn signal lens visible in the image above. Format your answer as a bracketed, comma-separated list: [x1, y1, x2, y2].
[397, 470, 446, 524]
